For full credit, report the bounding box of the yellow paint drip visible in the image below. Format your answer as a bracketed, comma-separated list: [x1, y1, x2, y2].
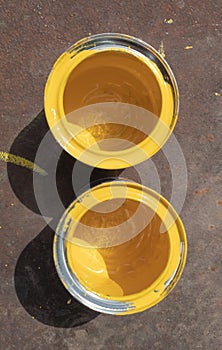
[68, 240, 124, 297]
[0, 152, 47, 176]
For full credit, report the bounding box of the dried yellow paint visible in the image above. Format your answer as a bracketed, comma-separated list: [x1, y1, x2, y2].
[215, 92, 220, 96]
[165, 18, 174, 24]
[185, 46, 193, 50]
[0, 152, 47, 176]
[159, 41, 165, 58]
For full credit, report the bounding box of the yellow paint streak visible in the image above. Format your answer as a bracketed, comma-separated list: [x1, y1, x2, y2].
[185, 45, 193, 50]
[0, 152, 47, 176]
[159, 41, 165, 58]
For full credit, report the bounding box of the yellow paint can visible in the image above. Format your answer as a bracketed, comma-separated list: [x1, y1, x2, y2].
[44, 33, 179, 169]
[54, 181, 187, 315]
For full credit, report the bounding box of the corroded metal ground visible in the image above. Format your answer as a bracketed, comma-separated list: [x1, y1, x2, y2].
[0, 1, 222, 349]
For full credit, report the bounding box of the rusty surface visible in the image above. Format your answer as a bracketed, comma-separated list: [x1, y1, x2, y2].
[0, 1, 222, 349]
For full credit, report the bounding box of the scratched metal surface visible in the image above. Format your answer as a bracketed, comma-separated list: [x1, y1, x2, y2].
[0, 1, 222, 349]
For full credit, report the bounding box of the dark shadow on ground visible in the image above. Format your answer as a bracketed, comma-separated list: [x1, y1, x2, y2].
[14, 224, 99, 328]
[8, 110, 124, 327]
[7, 109, 123, 216]
[7, 110, 49, 214]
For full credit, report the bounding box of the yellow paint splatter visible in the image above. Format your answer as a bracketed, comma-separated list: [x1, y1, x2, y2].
[215, 92, 220, 96]
[165, 18, 174, 24]
[67, 298, 72, 305]
[185, 45, 193, 50]
[158, 41, 165, 58]
[0, 152, 47, 176]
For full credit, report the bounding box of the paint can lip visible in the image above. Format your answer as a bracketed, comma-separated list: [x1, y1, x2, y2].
[44, 33, 179, 169]
[53, 180, 187, 315]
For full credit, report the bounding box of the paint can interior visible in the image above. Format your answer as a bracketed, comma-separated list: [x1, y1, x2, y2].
[45, 33, 179, 169]
[54, 181, 187, 315]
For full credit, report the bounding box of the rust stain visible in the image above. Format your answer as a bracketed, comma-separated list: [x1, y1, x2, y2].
[207, 134, 214, 142]
[199, 135, 206, 144]
[199, 134, 214, 144]
[210, 265, 217, 272]
[208, 224, 215, 231]
[217, 200, 222, 206]
[194, 188, 209, 196]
